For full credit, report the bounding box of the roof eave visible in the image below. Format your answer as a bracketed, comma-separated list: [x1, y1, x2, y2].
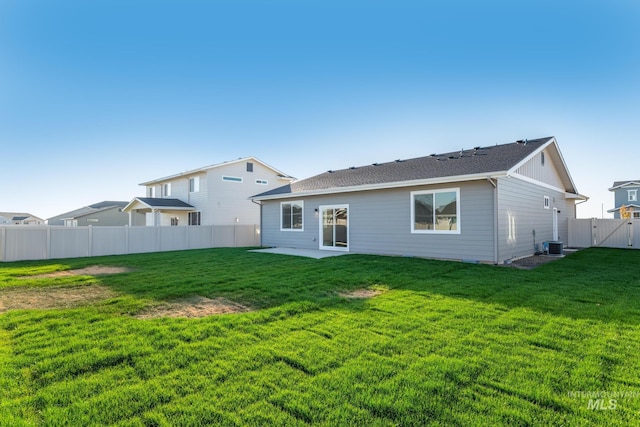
[608, 182, 640, 191]
[566, 193, 589, 201]
[139, 156, 295, 186]
[252, 171, 508, 201]
[506, 137, 579, 194]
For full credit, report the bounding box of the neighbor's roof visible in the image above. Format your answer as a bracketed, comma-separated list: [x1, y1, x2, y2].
[607, 204, 640, 213]
[139, 156, 295, 186]
[253, 137, 581, 200]
[0, 212, 44, 222]
[122, 197, 195, 212]
[49, 201, 129, 221]
[609, 180, 640, 191]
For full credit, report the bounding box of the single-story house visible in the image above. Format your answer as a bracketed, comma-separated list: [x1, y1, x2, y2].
[0, 212, 45, 225]
[47, 201, 137, 226]
[123, 157, 294, 226]
[607, 180, 640, 219]
[251, 137, 587, 264]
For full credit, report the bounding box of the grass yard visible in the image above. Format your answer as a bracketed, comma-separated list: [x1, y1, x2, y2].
[1, 247, 639, 426]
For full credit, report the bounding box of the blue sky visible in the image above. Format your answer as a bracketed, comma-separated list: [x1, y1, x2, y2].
[1, 0, 639, 220]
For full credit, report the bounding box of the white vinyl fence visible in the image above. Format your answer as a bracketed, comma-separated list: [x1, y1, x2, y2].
[0, 225, 260, 262]
[568, 219, 640, 249]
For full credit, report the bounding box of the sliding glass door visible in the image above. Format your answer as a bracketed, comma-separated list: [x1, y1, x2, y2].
[319, 205, 349, 251]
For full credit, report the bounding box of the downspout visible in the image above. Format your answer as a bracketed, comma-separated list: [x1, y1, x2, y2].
[487, 178, 498, 264]
[251, 199, 263, 247]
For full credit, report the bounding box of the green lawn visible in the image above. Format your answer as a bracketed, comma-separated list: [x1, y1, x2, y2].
[1, 247, 639, 426]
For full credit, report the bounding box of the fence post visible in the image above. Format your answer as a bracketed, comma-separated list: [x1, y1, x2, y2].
[46, 226, 51, 260]
[1, 227, 5, 262]
[88, 226, 93, 257]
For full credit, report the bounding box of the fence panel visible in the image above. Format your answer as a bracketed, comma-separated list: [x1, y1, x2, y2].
[569, 219, 638, 249]
[2, 227, 48, 262]
[568, 219, 592, 248]
[92, 227, 128, 256]
[0, 224, 260, 262]
[50, 227, 90, 259]
[128, 227, 161, 254]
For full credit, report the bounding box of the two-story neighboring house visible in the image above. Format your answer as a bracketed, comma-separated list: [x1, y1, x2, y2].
[123, 157, 295, 226]
[608, 180, 640, 219]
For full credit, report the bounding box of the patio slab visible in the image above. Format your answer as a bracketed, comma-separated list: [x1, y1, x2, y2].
[249, 247, 348, 259]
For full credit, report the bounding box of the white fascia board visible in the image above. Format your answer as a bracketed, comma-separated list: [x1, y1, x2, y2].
[607, 204, 640, 212]
[506, 137, 579, 194]
[139, 156, 295, 186]
[150, 206, 195, 211]
[507, 137, 555, 172]
[508, 172, 568, 194]
[608, 182, 640, 191]
[495, 173, 589, 200]
[252, 171, 508, 201]
[566, 193, 590, 201]
[122, 198, 151, 212]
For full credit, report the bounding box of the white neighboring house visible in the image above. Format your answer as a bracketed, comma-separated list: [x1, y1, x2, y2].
[123, 157, 295, 226]
[0, 212, 45, 225]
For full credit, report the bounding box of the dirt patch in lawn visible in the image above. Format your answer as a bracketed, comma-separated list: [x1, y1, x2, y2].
[339, 289, 382, 299]
[0, 285, 117, 312]
[508, 255, 565, 270]
[19, 266, 132, 279]
[134, 296, 252, 319]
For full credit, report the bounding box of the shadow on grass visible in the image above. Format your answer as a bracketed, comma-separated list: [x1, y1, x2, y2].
[3, 247, 639, 324]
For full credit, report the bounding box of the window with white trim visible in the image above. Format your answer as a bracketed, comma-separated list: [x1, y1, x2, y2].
[246, 162, 253, 172]
[189, 177, 200, 193]
[222, 176, 243, 183]
[170, 217, 179, 226]
[148, 187, 155, 197]
[188, 211, 201, 225]
[281, 201, 304, 231]
[633, 212, 640, 219]
[544, 196, 550, 209]
[411, 188, 460, 233]
[256, 179, 268, 185]
[628, 189, 637, 202]
[162, 183, 171, 197]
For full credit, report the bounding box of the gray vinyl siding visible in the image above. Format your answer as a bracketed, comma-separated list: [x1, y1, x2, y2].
[515, 149, 564, 189]
[75, 207, 130, 226]
[261, 180, 496, 262]
[496, 176, 573, 260]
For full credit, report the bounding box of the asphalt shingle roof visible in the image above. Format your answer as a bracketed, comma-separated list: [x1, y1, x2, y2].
[254, 137, 553, 198]
[136, 198, 195, 208]
[612, 180, 640, 187]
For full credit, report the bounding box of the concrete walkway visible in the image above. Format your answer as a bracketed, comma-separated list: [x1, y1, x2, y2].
[249, 247, 348, 259]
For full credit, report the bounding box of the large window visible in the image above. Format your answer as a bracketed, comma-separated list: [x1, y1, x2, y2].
[281, 201, 304, 231]
[411, 188, 460, 234]
[188, 212, 201, 225]
[162, 183, 171, 197]
[189, 177, 200, 193]
[628, 189, 637, 202]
